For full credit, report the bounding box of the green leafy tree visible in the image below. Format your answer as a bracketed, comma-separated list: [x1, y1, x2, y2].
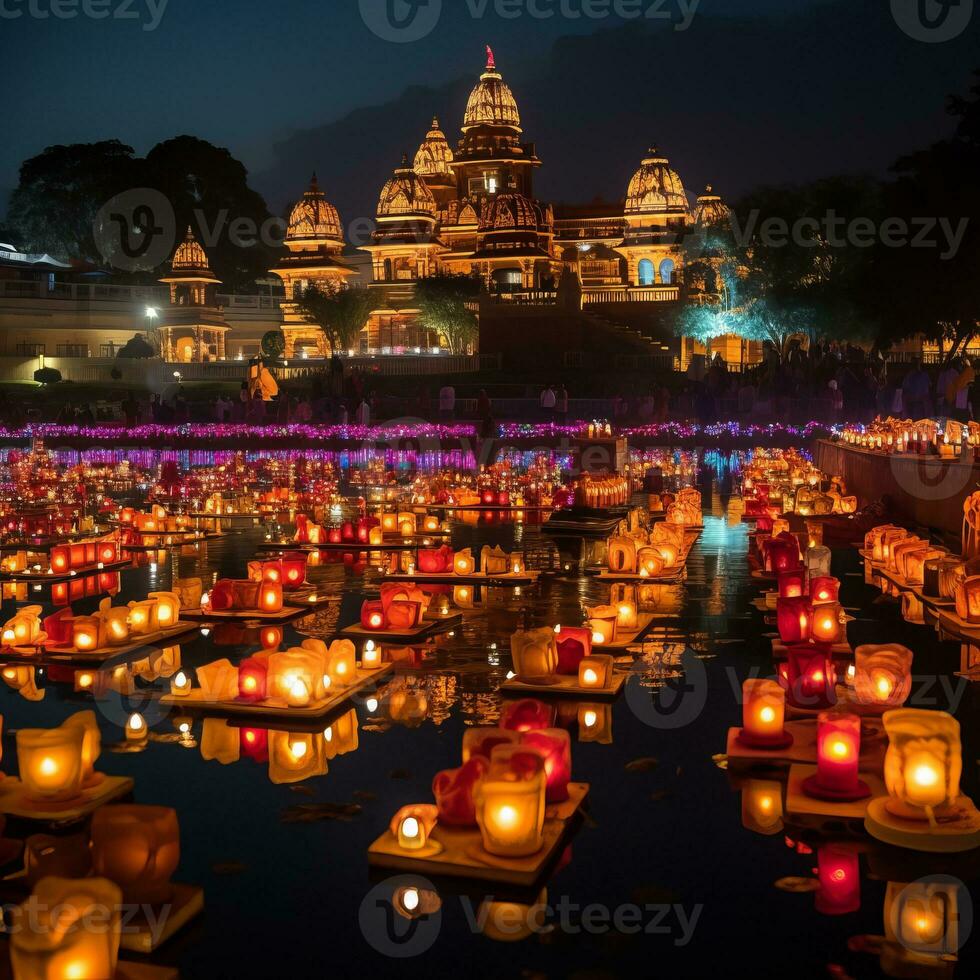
[414, 273, 481, 354]
[294, 284, 374, 354]
[261, 329, 286, 360]
[33, 367, 62, 385]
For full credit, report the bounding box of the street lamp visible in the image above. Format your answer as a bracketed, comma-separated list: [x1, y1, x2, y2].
[173, 371, 182, 381]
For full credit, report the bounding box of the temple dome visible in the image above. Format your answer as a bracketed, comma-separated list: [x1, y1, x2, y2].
[376, 156, 437, 220]
[479, 192, 545, 233]
[692, 184, 731, 227]
[625, 147, 689, 216]
[170, 226, 215, 276]
[414, 117, 454, 176]
[463, 47, 521, 132]
[286, 173, 344, 245]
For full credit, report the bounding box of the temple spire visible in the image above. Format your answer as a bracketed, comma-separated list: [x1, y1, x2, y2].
[486, 44, 495, 71]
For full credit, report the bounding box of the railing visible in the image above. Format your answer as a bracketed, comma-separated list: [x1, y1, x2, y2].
[486, 291, 558, 306]
[0, 280, 282, 309]
[583, 285, 680, 304]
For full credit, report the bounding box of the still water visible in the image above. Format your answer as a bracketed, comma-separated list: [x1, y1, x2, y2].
[0, 464, 976, 979]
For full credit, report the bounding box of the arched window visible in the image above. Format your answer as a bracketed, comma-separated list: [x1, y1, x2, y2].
[659, 259, 675, 285]
[637, 258, 655, 286]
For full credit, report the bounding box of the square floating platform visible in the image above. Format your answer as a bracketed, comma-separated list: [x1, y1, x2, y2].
[119, 882, 204, 954]
[160, 663, 394, 720]
[0, 775, 134, 821]
[500, 673, 626, 700]
[12, 623, 200, 664]
[595, 568, 685, 583]
[341, 622, 436, 642]
[181, 595, 332, 624]
[368, 782, 588, 886]
[373, 571, 541, 586]
[1, 559, 132, 584]
[596, 614, 656, 649]
[725, 720, 886, 769]
[864, 795, 980, 853]
[786, 764, 885, 823]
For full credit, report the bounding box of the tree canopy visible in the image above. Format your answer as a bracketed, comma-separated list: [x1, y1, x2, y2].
[414, 273, 482, 355]
[294, 284, 374, 354]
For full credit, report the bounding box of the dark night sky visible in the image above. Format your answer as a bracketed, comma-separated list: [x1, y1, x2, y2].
[2, 0, 979, 222]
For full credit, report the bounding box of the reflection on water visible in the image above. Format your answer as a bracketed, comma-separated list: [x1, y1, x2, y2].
[0, 458, 975, 980]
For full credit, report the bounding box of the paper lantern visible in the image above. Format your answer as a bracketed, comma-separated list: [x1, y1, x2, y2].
[606, 536, 637, 574]
[785, 643, 836, 709]
[462, 728, 520, 763]
[125, 712, 148, 744]
[173, 577, 203, 610]
[510, 628, 558, 679]
[386, 600, 423, 630]
[323, 708, 359, 759]
[390, 804, 439, 851]
[777, 568, 807, 599]
[196, 659, 239, 701]
[49, 544, 71, 574]
[127, 599, 156, 635]
[481, 545, 510, 575]
[738, 678, 792, 748]
[381, 512, 398, 533]
[776, 596, 812, 643]
[268, 731, 327, 784]
[432, 756, 489, 826]
[815, 845, 861, 916]
[423, 516, 441, 533]
[369, 526, 385, 545]
[361, 640, 383, 670]
[258, 582, 284, 614]
[955, 575, 980, 624]
[853, 644, 913, 708]
[454, 549, 476, 575]
[500, 698, 555, 732]
[10, 877, 122, 980]
[741, 779, 784, 835]
[554, 625, 592, 675]
[62, 711, 102, 788]
[803, 710, 870, 800]
[883, 879, 961, 959]
[268, 649, 327, 704]
[521, 728, 571, 802]
[882, 708, 962, 821]
[71, 615, 103, 653]
[148, 591, 180, 630]
[238, 656, 269, 702]
[809, 576, 839, 604]
[16, 726, 86, 802]
[578, 655, 614, 690]
[325, 640, 357, 687]
[90, 804, 179, 904]
[765, 537, 801, 574]
[360, 600, 386, 631]
[475, 752, 547, 857]
[3, 606, 46, 647]
[811, 602, 844, 644]
[615, 598, 638, 630]
[577, 703, 612, 743]
[637, 548, 665, 578]
[170, 671, 192, 697]
[586, 605, 618, 646]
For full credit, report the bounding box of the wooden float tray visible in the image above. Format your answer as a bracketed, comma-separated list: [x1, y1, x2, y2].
[258, 541, 429, 554]
[419, 503, 553, 513]
[370, 570, 541, 586]
[161, 663, 394, 718]
[936, 608, 980, 642]
[594, 567, 685, 583]
[188, 510, 260, 519]
[4, 623, 199, 664]
[368, 782, 588, 886]
[121, 532, 222, 551]
[0, 955, 177, 980]
[500, 673, 626, 700]
[341, 622, 438, 642]
[771, 638, 852, 659]
[599, 613, 656, 649]
[0, 775, 134, 820]
[0, 558, 131, 583]
[865, 795, 980, 853]
[181, 595, 332, 624]
[725, 719, 886, 768]
[786, 763, 886, 823]
[875, 566, 956, 609]
[120, 882, 203, 954]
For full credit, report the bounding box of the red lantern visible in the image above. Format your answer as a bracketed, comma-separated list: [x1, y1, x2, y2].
[240, 727, 269, 763]
[341, 522, 355, 542]
[777, 568, 807, 599]
[360, 601, 386, 631]
[279, 553, 308, 591]
[814, 845, 861, 916]
[803, 711, 869, 801]
[386, 600, 423, 630]
[99, 541, 117, 564]
[432, 756, 489, 826]
[500, 698, 556, 732]
[809, 576, 839, 604]
[554, 626, 592, 675]
[785, 643, 837, 709]
[209, 580, 236, 611]
[765, 535, 801, 574]
[521, 729, 571, 802]
[260, 626, 282, 650]
[43, 609, 74, 645]
[50, 545, 71, 574]
[497, 491, 510, 507]
[238, 657, 269, 702]
[328, 527, 343, 544]
[776, 596, 812, 643]
[418, 546, 454, 574]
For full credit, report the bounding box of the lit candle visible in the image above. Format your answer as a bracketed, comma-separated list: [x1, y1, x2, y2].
[390, 804, 438, 851]
[776, 596, 812, 644]
[785, 643, 836, 709]
[454, 549, 476, 575]
[170, 671, 192, 697]
[777, 568, 806, 599]
[16, 726, 86, 802]
[815, 845, 861, 916]
[361, 641, 383, 670]
[740, 779, 784, 835]
[811, 602, 844, 644]
[510, 628, 559, 679]
[10, 877, 123, 980]
[475, 755, 547, 857]
[738, 678, 792, 748]
[809, 575, 839, 604]
[803, 710, 870, 801]
[853, 644, 913, 708]
[578, 654, 614, 690]
[125, 712, 148, 744]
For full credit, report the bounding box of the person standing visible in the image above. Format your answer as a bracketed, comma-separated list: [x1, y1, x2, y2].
[439, 384, 456, 420]
[556, 383, 569, 422]
[539, 384, 556, 419]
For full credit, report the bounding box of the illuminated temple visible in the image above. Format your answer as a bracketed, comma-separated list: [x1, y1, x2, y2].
[0, 47, 751, 370]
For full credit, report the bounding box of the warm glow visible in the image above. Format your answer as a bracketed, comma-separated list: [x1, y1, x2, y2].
[39, 756, 58, 776]
[582, 667, 599, 684]
[759, 706, 775, 724]
[494, 804, 518, 829]
[830, 738, 851, 759]
[912, 763, 940, 788]
[583, 710, 597, 728]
